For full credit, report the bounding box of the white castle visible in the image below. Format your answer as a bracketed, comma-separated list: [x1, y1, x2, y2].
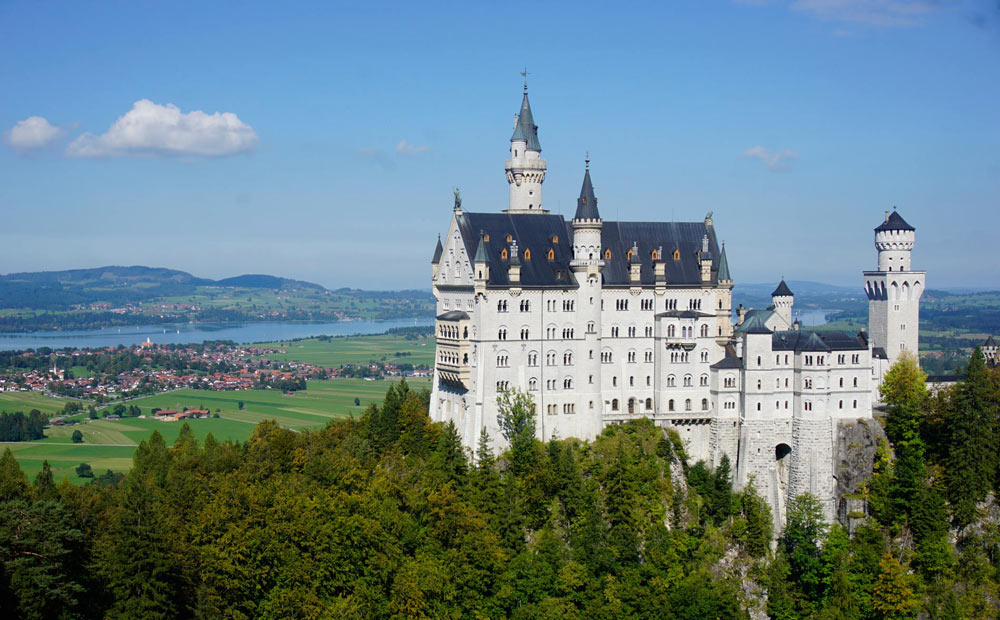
[430, 84, 924, 522]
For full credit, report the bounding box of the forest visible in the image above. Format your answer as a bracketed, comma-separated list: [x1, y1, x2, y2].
[0, 350, 999, 619]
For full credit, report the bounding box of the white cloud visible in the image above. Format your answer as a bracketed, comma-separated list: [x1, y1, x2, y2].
[394, 139, 429, 155]
[66, 99, 258, 158]
[744, 145, 799, 170]
[789, 0, 952, 27]
[3, 116, 64, 151]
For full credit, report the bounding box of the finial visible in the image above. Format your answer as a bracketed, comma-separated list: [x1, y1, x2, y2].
[585, 152, 590, 171]
[520, 67, 530, 93]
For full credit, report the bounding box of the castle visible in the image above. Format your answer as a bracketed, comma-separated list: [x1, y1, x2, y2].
[429, 84, 924, 523]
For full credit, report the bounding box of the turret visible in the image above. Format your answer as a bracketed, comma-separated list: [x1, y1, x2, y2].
[875, 209, 915, 272]
[504, 82, 547, 213]
[473, 232, 489, 298]
[771, 279, 794, 329]
[571, 156, 603, 270]
[431, 234, 443, 280]
[717, 243, 732, 286]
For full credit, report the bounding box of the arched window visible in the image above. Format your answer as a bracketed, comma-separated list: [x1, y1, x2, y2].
[673, 249, 681, 261]
[551, 234, 559, 244]
[685, 399, 692, 411]
[528, 378, 537, 391]
[668, 325, 675, 337]
[701, 398, 708, 410]
[668, 399, 675, 411]
[604, 248, 612, 260]
[684, 375, 692, 387]
[498, 328, 507, 340]
[612, 399, 619, 411]
[547, 248, 555, 261]
[564, 378, 573, 389]
[523, 248, 531, 260]
[701, 375, 709, 386]
[645, 398, 653, 409]
[500, 248, 508, 260]
[667, 375, 676, 387]
[651, 249, 659, 260]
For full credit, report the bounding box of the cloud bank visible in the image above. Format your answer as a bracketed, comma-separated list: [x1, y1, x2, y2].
[737, 0, 953, 27]
[3, 116, 64, 151]
[66, 99, 258, 158]
[744, 145, 799, 170]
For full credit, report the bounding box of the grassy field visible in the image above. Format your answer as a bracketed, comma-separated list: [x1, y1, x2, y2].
[258, 333, 436, 367]
[5, 377, 430, 483]
[0, 391, 81, 416]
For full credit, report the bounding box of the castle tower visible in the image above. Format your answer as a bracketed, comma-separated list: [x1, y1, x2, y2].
[504, 82, 547, 213]
[570, 159, 605, 438]
[864, 209, 925, 369]
[771, 280, 794, 329]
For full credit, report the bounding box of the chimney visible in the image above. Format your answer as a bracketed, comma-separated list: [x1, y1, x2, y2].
[737, 304, 747, 326]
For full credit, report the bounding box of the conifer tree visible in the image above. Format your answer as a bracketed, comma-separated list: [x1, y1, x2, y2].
[32, 460, 58, 502]
[947, 348, 997, 526]
[871, 553, 918, 620]
[0, 448, 29, 502]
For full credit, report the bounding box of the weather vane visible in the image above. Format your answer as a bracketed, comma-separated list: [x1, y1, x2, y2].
[521, 67, 530, 91]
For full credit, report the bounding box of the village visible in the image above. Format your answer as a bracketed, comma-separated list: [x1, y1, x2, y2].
[0, 338, 431, 402]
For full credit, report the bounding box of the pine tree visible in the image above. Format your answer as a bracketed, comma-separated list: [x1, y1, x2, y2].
[32, 460, 58, 502]
[0, 448, 29, 502]
[947, 348, 997, 526]
[496, 386, 537, 476]
[871, 553, 918, 620]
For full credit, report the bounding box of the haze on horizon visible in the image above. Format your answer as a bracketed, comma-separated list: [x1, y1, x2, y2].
[1, 1, 998, 291]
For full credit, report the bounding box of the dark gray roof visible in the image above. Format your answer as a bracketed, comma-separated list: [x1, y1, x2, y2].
[436, 310, 470, 321]
[655, 310, 714, 319]
[431, 235, 443, 264]
[875, 210, 914, 232]
[872, 347, 888, 360]
[510, 92, 541, 151]
[717, 243, 731, 282]
[573, 166, 600, 221]
[742, 312, 773, 335]
[711, 345, 743, 370]
[735, 309, 773, 334]
[455, 212, 722, 288]
[772, 280, 793, 297]
[984, 336, 996, 347]
[771, 329, 868, 352]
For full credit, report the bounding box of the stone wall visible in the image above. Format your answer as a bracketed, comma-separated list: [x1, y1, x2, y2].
[833, 417, 886, 532]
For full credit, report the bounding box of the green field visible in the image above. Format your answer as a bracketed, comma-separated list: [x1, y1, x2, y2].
[258, 332, 436, 367]
[0, 391, 82, 416]
[4, 376, 431, 483]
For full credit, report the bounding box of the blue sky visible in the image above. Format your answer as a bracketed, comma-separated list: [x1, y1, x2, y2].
[1, 0, 998, 290]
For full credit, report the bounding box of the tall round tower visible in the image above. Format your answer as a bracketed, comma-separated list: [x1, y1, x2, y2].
[504, 82, 547, 214]
[864, 209, 925, 371]
[771, 279, 794, 329]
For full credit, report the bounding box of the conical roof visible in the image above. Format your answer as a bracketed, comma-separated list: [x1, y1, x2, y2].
[473, 234, 488, 263]
[431, 235, 443, 264]
[717, 243, 731, 281]
[510, 91, 541, 151]
[875, 210, 915, 232]
[772, 279, 793, 298]
[574, 164, 600, 221]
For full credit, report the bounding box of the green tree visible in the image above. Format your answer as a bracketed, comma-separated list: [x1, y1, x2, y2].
[738, 479, 772, 558]
[71, 429, 83, 443]
[496, 386, 537, 475]
[947, 348, 998, 526]
[74, 463, 93, 478]
[871, 553, 918, 620]
[32, 460, 58, 502]
[781, 493, 829, 603]
[0, 448, 30, 501]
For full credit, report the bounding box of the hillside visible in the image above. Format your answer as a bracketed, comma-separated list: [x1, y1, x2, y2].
[0, 266, 435, 331]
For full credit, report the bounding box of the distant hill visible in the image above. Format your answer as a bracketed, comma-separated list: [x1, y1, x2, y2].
[0, 266, 410, 310]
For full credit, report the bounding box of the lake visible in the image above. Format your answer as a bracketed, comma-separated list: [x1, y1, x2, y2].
[0, 318, 434, 351]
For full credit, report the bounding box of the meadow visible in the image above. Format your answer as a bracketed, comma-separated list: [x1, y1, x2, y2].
[3, 332, 435, 482]
[257, 332, 436, 367]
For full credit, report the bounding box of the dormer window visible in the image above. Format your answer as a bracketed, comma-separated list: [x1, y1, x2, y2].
[506, 234, 513, 243]
[547, 248, 555, 261]
[500, 248, 508, 260]
[551, 235, 559, 244]
[626, 249, 633, 261]
[483, 233, 490, 242]
[651, 249, 659, 260]
[523, 248, 531, 260]
[673, 249, 681, 261]
[604, 248, 612, 260]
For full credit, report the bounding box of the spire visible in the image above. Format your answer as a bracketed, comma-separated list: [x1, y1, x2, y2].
[474, 232, 488, 263]
[431, 234, 443, 264]
[510, 90, 541, 151]
[718, 243, 731, 282]
[573, 157, 600, 221]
